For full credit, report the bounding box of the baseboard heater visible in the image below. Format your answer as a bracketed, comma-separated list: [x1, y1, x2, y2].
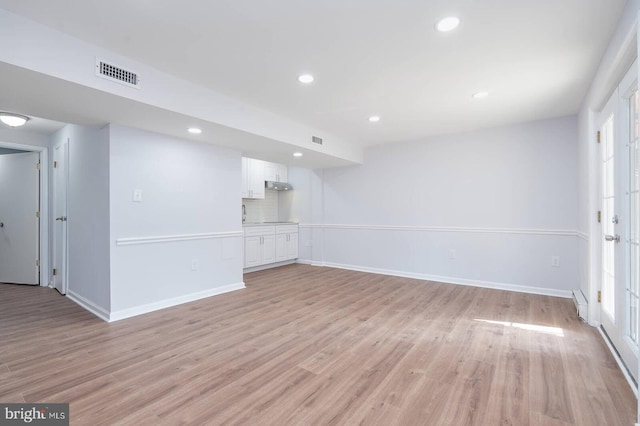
[572, 289, 588, 322]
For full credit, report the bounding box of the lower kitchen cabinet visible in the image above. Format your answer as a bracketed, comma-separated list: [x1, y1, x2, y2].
[275, 225, 298, 263]
[244, 235, 276, 268]
[244, 224, 298, 269]
[287, 232, 298, 259]
[275, 234, 287, 263]
[244, 226, 276, 268]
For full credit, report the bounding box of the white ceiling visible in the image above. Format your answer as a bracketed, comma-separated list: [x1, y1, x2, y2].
[0, 0, 629, 147]
[8, 116, 66, 135]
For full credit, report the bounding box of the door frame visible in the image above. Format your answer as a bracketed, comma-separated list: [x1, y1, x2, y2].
[0, 140, 49, 288]
[52, 140, 69, 295]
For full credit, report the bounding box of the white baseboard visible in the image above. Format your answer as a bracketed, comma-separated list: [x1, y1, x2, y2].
[108, 282, 246, 322]
[243, 260, 296, 273]
[296, 259, 326, 267]
[66, 290, 110, 322]
[598, 326, 638, 398]
[301, 260, 572, 299]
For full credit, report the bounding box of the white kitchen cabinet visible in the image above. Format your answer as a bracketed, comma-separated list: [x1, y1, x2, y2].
[287, 232, 298, 259]
[244, 236, 261, 268]
[275, 234, 287, 262]
[244, 225, 277, 268]
[262, 234, 276, 264]
[275, 225, 298, 262]
[264, 162, 288, 183]
[244, 224, 298, 269]
[241, 157, 265, 199]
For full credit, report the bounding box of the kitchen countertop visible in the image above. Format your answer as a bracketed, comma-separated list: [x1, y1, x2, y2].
[242, 221, 298, 227]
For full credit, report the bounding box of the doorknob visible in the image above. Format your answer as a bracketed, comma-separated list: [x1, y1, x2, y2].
[56, 216, 67, 222]
[0, 222, 3, 228]
[604, 234, 620, 243]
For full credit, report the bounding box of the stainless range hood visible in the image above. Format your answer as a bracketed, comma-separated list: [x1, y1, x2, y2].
[265, 181, 293, 191]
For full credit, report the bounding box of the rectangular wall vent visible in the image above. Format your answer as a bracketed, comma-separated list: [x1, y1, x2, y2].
[95, 58, 141, 89]
[311, 136, 323, 145]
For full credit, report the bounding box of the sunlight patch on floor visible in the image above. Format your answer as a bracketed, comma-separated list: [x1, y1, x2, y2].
[474, 318, 564, 337]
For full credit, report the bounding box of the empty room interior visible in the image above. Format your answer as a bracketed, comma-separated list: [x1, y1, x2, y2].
[1, 1, 640, 425]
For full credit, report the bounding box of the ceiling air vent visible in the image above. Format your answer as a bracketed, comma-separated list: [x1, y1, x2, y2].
[311, 136, 323, 145]
[95, 58, 141, 89]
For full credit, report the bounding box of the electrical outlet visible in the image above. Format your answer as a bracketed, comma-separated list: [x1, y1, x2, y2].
[448, 249, 456, 260]
[191, 259, 199, 271]
[551, 256, 560, 267]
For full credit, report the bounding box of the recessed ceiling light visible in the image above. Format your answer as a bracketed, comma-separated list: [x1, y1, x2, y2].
[293, 152, 303, 157]
[436, 17, 460, 32]
[298, 74, 314, 84]
[472, 91, 489, 99]
[368, 116, 381, 123]
[0, 112, 30, 127]
[188, 127, 202, 134]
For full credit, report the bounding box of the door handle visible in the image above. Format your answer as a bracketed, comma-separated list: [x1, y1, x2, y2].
[56, 216, 67, 222]
[0, 222, 3, 228]
[604, 234, 620, 243]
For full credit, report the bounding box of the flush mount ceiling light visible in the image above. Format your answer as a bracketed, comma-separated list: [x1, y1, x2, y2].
[298, 74, 314, 84]
[472, 91, 489, 99]
[436, 16, 460, 32]
[293, 152, 303, 157]
[368, 116, 381, 123]
[0, 112, 30, 127]
[188, 127, 202, 134]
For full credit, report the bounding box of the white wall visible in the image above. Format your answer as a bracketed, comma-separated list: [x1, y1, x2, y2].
[291, 116, 579, 296]
[108, 125, 243, 319]
[51, 124, 111, 314]
[0, 127, 50, 149]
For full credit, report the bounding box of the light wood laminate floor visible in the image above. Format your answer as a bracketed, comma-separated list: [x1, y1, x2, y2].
[0, 264, 636, 425]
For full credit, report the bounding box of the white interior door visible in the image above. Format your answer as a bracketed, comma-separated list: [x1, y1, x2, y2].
[0, 151, 40, 285]
[599, 62, 639, 382]
[53, 142, 68, 294]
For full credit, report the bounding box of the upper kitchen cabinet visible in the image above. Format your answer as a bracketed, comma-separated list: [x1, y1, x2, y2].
[241, 157, 265, 199]
[264, 162, 288, 183]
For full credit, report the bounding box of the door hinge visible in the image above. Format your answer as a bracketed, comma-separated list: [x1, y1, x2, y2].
[53, 161, 57, 168]
[36, 162, 41, 170]
[597, 130, 601, 143]
[52, 268, 57, 276]
[598, 290, 602, 303]
[36, 259, 40, 268]
[597, 210, 601, 223]
[35, 211, 40, 218]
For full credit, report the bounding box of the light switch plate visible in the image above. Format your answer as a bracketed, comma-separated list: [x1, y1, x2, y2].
[132, 189, 142, 202]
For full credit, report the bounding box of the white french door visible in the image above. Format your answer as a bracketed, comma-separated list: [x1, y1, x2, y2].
[599, 60, 639, 382]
